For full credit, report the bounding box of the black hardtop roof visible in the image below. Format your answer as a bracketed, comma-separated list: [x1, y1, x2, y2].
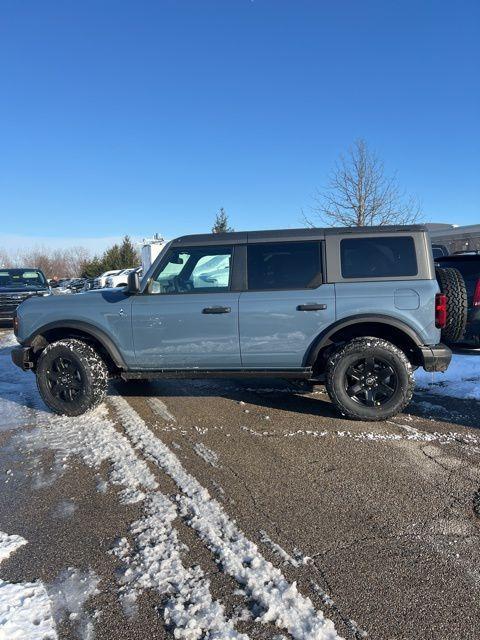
[171, 224, 427, 246]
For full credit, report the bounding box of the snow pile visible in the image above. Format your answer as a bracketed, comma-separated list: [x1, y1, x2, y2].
[0, 531, 57, 640]
[111, 395, 342, 640]
[415, 354, 480, 400]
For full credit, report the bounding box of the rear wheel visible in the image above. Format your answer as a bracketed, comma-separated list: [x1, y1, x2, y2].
[36, 338, 108, 416]
[325, 337, 414, 421]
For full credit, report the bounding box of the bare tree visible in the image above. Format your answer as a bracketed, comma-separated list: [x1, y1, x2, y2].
[9, 245, 92, 279]
[305, 139, 421, 227]
[0, 248, 12, 268]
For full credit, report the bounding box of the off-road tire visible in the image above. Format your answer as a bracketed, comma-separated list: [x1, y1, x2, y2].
[325, 337, 414, 421]
[36, 338, 109, 416]
[435, 267, 468, 343]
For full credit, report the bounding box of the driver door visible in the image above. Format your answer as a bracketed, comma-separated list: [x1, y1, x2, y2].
[131, 245, 241, 369]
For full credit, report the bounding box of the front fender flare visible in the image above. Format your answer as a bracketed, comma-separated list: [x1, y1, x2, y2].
[24, 320, 127, 369]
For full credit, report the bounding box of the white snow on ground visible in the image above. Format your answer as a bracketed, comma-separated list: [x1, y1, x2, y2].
[0, 334, 248, 638]
[20, 405, 158, 505]
[111, 395, 342, 640]
[193, 442, 221, 468]
[0, 532, 27, 563]
[20, 415, 246, 638]
[47, 568, 100, 640]
[112, 493, 246, 639]
[148, 397, 177, 423]
[415, 354, 480, 400]
[0, 531, 57, 640]
[0, 332, 48, 432]
[259, 531, 311, 569]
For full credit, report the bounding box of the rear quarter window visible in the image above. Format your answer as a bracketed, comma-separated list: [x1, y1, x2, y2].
[340, 236, 418, 279]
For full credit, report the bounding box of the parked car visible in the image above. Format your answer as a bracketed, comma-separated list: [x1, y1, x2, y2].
[12, 225, 458, 420]
[105, 267, 142, 288]
[0, 268, 50, 323]
[92, 270, 123, 289]
[82, 278, 96, 291]
[435, 253, 480, 346]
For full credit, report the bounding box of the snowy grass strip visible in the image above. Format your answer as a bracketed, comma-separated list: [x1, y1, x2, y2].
[110, 395, 342, 640]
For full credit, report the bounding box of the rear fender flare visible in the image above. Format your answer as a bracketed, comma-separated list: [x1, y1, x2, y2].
[304, 314, 424, 367]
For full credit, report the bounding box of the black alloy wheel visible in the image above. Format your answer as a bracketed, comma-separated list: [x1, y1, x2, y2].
[325, 337, 414, 421]
[344, 356, 397, 407]
[36, 338, 109, 416]
[45, 355, 85, 403]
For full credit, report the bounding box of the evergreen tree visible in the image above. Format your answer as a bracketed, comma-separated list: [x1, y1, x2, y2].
[212, 208, 233, 233]
[80, 236, 140, 277]
[118, 236, 138, 268]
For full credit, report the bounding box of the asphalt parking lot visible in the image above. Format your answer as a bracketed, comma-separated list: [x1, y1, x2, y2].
[1, 327, 480, 640]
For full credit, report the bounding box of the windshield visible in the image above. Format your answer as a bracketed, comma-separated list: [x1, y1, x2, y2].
[0, 269, 48, 289]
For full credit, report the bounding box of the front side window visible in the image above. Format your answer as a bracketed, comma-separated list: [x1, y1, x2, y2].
[247, 241, 321, 290]
[340, 236, 418, 279]
[149, 246, 232, 294]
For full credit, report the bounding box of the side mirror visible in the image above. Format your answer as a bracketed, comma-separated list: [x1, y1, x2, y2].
[127, 270, 140, 294]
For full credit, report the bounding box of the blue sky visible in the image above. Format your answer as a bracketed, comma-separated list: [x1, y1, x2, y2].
[0, 0, 479, 251]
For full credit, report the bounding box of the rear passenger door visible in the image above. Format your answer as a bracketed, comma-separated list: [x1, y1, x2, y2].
[239, 241, 336, 368]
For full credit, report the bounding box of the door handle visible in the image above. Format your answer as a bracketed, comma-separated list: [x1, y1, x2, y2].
[202, 306, 231, 314]
[297, 304, 327, 311]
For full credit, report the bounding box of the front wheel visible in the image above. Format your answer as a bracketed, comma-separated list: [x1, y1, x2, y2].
[325, 337, 414, 421]
[36, 338, 109, 416]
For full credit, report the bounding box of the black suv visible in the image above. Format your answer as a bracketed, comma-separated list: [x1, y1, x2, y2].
[0, 268, 50, 323]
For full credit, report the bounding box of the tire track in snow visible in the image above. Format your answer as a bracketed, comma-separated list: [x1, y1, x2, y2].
[1, 334, 245, 638]
[19, 409, 247, 639]
[110, 395, 342, 640]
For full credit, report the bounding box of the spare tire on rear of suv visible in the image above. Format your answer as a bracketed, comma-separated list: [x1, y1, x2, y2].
[435, 266, 468, 344]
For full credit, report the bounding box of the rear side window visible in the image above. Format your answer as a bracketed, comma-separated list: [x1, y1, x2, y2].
[247, 241, 321, 290]
[340, 236, 418, 279]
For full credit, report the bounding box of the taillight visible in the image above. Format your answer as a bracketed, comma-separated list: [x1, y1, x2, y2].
[473, 279, 480, 307]
[435, 293, 447, 328]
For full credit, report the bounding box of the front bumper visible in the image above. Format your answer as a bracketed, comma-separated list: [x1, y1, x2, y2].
[419, 343, 452, 372]
[11, 346, 35, 371]
[0, 306, 18, 320]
